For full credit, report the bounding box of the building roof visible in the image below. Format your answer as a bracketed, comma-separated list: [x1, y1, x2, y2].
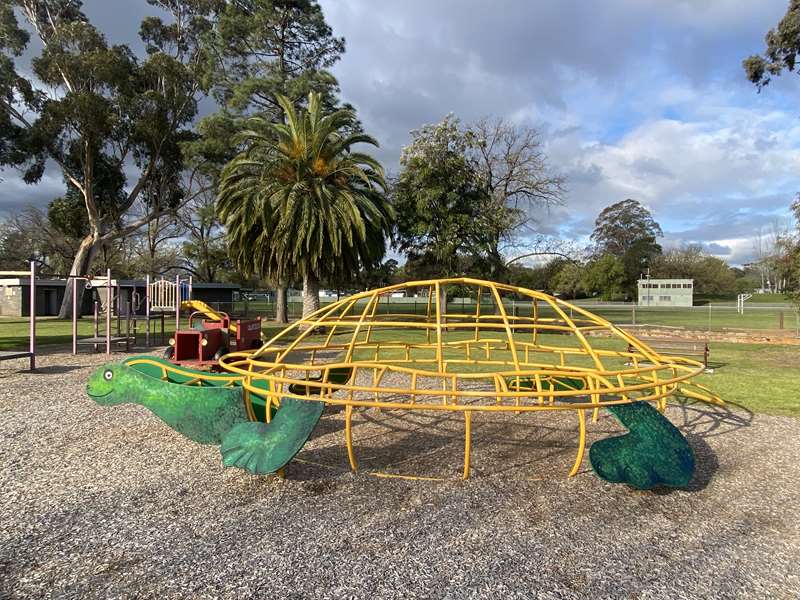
[637, 278, 693, 284]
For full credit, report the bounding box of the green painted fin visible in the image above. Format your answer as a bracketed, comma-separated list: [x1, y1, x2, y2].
[590, 401, 695, 490]
[220, 397, 326, 474]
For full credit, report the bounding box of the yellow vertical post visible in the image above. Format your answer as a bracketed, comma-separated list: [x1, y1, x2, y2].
[434, 282, 444, 374]
[345, 404, 358, 471]
[589, 374, 600, 423]
[425, 285, 434, 344]
[474, 286, 482, 342]
[463, 410, 472, 480]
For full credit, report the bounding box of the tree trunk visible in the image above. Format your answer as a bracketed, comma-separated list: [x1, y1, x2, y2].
[57, 234, 100, 319]
[302, 270, 321, 318]
[275, 281, 288, 323]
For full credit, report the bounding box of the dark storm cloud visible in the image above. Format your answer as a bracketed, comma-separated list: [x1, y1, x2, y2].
[319, 0, 799, 266]
[2, 0, 798, 267]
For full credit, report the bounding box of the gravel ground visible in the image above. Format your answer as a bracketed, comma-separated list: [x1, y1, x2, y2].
[1, 350, 799, 599]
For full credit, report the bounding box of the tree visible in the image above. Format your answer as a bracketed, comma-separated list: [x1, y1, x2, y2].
[393, 116, 490, 278]
[217, 92, 393, 318]
[466, 117, 564, 279]
[591, 199, 663, 294]
[744, 9, 800, 304]
[743, 0, 800, 90]
[1, 0, 213, 317]
[126, 198, 184, 278]
[393, 115, 564, 280]
[187, 0, 348, 321]
[786, 196, 800, 305]
[507, 257, 570, 292]
[582, 254, 626, 300]
[0, 207, 78, 274]
[178, 178, 231, 282]
[357, 258, 399, 291]
[552, 262, 585, 299]
[651, 245, 737, 296]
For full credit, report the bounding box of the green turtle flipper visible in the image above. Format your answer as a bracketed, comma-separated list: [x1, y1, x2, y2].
[220, 397, 326, 475]
[221, 422, 275, 473]
[589, 401, 695, 490]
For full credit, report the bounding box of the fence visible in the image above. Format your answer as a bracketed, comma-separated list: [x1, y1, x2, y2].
[197, 298, 800, 336]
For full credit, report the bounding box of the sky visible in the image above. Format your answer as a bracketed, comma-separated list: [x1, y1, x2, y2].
[2, 0, 799, 266]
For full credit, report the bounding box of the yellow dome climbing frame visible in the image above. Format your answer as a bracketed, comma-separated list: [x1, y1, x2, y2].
[218, 278, 721, 479]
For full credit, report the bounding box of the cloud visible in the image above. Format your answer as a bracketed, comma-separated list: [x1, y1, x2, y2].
[0, 168, 63, 213]
[1, 0, 797, 268]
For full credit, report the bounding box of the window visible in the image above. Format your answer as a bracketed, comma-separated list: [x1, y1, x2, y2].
[659, 295, 671, 301]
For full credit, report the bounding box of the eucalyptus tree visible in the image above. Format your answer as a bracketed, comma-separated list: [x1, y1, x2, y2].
[218, 93, 393, 318]
[393, 115, 564, 280]
[591, 199, 663, 295]
[0, 0, 214, 316]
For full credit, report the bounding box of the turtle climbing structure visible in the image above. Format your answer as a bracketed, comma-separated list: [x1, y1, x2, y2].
[86, 278, 722, 489]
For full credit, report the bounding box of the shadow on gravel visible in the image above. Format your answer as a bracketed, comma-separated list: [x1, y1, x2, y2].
[32, 365, 86, 375]
[673, 399, 754, 439]
[684, 433, 719, 492]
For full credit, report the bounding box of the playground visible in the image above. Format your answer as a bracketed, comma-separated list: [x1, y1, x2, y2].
[1, 350, 799, 597]
[0, 277, 798, 596]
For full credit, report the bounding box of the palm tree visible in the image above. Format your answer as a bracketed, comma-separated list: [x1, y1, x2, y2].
[218, 92, 393, 318]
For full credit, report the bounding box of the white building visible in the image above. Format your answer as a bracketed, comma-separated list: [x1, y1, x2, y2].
[637, 278, 694, 307]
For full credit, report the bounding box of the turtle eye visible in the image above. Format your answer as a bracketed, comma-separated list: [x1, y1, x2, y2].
[104, 370, 113, 381]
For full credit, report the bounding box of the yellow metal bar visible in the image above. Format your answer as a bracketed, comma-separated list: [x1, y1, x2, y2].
[364, 291, 382, 344]
[425, 285, 434, 344]
[434, 282, 444, 374]
[463, 410, 472, 479]
[488, 284, 521, 371]
[206, 276, 721, 464]
[474, 286, 482, 342]
[369, 472, 445, 481]
[569, 409, 587, 477]
[344, 293, 381, 363]
[345, 404, 357, 471]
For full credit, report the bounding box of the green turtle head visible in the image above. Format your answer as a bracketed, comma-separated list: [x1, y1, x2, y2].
[86, 363, 125, 405]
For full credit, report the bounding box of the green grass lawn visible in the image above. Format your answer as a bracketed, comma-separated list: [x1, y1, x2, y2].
[347, 328, 800, 419]
[238, 298, 800, 332]
[0, 316, 289, 352]
[2, 315, 797, 418]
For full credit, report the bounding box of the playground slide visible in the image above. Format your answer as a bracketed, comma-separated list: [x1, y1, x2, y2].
[181, 299, 243, 335]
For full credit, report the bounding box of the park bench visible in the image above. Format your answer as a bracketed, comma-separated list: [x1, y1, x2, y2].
[627, 336, 710, 369]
